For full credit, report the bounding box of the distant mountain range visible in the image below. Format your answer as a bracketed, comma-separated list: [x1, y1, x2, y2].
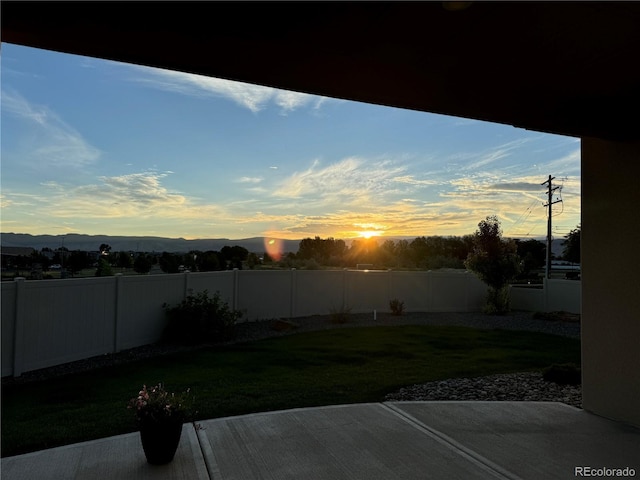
[0, 233, 301, 254]
[0, 232, 566, 257]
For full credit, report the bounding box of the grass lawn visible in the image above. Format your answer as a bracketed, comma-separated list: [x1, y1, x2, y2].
[1, 325, 580, 458]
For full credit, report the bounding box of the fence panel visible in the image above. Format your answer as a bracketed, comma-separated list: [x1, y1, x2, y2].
[186, 271, 235, 307]
[428, 272, 479, 311]
[294, 270, 344, 317]
[510, 285, 545, 312]
[465, 273, 489, 311]
[345, 270, 391, 313]
[388, 271, 431, 311]
[116, 274, 184, 350]
[546, 279, 581, 313]
[237, 270, 292, 320]
[17, 277, 116, 374]
[1, 283, 17, 376]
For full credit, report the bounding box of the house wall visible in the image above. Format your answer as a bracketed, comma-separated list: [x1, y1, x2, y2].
[581, 138, 640, 427]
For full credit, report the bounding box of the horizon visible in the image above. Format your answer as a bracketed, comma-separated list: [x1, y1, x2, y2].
[1, 44, 580, 242]
[1, 230, 554, 244]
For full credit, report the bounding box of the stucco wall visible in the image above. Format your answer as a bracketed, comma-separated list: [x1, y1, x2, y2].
[581, 137, 640, 427]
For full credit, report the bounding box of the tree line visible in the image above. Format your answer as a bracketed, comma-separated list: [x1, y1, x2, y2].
[1, 244, 254, 278]
[2, 220, 580, 284]
[279, 232, 548, 277]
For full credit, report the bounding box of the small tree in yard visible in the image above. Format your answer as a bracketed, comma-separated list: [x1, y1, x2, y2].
[465, 215, 521, 314]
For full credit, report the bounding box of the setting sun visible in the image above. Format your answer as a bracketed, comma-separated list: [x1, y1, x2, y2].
[359, 231, 381, 239]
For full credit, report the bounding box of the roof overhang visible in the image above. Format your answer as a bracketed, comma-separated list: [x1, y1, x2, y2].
[3, 1, 640, 141]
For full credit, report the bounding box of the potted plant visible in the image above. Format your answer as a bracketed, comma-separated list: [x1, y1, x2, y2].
[128, 384, 194, 465]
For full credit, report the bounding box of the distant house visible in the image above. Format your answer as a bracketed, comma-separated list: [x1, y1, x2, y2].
[1, 246, 35, 266]
[1, 246, 35, 257]
[1, 246, 36, 278]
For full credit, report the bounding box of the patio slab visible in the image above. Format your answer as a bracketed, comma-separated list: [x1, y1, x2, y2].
[1, 424, 209, 480]
[196, 403, 506, 480]
[387, 401, 640, 480]
[3, 402, 639, 479]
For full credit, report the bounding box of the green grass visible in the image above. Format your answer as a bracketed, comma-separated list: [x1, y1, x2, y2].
[1, 325, 580, 458]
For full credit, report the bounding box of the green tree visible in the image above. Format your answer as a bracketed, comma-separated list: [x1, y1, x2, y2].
[197, 251, 223, 272]
[221, 245, 249, 269]
[515, 238, 546, 279]
[66, 251, 91, 275]
[98, 243, 112, 266]
[394, 239, 412, 268]
[159, 252, 181, 273]
[346, 238, 379, 266]
[30, 250, 52, 271]
[95, 257, 113, 276]
[246, 252, 261, 269]
[133, 253, 153, 274]
[115, 251, 133, 269]
[562, 224, 581, 264]
[465, 215, 521, 314]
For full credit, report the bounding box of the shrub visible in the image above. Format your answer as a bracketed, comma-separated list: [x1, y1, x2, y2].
[389, 298, 405, 316]
[542, 363, 581, 385]
[482, 286, 510, 315]
[162, 290, 242, 345]
[329, 305, 352, 324]
[95, 258, 113, 277]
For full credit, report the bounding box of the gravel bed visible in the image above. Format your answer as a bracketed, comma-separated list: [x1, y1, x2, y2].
[3, 311, 582, 409]
[384, 371, 582, 409]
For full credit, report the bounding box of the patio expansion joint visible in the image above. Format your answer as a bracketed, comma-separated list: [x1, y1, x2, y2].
[193, 422, 218, 480]
[381, 403, 524, 480]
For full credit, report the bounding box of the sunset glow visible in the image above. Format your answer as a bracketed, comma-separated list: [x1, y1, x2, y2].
[1, 44, 581, 241]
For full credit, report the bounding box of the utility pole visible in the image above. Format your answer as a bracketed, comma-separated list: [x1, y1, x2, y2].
[541, 175, 562, 279]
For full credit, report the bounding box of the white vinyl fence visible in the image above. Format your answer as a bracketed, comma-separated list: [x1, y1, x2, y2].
[1, 270, 580, 377]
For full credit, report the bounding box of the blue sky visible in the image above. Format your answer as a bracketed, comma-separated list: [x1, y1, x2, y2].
[1, 43, 580, 241]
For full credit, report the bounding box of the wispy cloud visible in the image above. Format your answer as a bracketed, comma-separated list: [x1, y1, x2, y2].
[8, 172, 226, 221]
[124, 64, 325, 114]
[485, 182, 545, 192]
[392, 175, 439, 186]
[462, 138, 533, 171]
[545, 148, 581, 176]
[272, 157, 406, 204]
[236, 177, 263, 184]
[1, 89, 101, 168]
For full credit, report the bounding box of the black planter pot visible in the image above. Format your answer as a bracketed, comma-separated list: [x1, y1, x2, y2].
[139, 421, 183, 465]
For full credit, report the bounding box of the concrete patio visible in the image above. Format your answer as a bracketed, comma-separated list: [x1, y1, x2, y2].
[3, 401, 639, 480]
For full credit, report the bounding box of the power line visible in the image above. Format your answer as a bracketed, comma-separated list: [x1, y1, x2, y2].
[542, 175, 563, 279]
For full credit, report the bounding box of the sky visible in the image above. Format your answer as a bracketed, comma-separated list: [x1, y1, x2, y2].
[1, 43, 581, 242]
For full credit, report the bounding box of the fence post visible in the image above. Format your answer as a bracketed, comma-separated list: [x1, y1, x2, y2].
[342, 268, 348, 311]
[465, 271, 471, 312]
[290, 268, 297, 319]
[387, 269, 392, 311]
[427, 271, 433, 312]
[543, 276, 549, 312]
[183, 271, 191, 298]
[113, 274, 123, 353]
[13, 277, 26, 377]
[232, 268, 239, 311]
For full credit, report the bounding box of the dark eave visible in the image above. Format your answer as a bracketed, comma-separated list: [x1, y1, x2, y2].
[3, 1, 640, 141]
